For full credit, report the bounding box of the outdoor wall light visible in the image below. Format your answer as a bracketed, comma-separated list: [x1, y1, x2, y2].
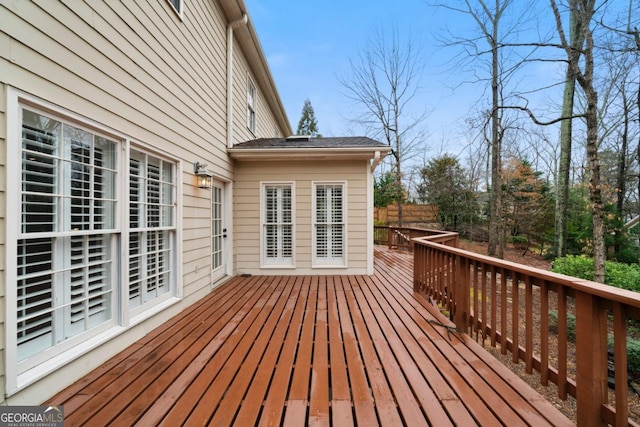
[194, 161, 213, 188]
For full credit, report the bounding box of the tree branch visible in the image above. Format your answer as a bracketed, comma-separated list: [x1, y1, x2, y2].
[498, 105, 586, 125]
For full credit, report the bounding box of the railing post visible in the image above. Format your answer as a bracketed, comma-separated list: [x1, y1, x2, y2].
[453, 254, 468, 331]
[575, 290, 608, 427]
[413, 243, 422, 293]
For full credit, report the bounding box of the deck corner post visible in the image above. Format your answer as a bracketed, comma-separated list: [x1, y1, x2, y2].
[575, 290, 608, 427]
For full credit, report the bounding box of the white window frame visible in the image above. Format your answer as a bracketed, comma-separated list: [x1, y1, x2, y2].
[260, 182, 295, 268]
[127, 148, 178, 317]
[166, 0, 184, 19]
[5, 89, 182, 394]
[312, 181, 347, 268]
[247, 76, 257, 134]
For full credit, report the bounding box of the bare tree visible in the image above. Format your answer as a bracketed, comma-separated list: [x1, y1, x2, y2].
[339, 25, 428, 226]
[554, 2, 587, 258]
[551, 0, 606, 282]
[435, 0, 544, 257]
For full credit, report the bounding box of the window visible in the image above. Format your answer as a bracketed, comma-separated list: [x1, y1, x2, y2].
[262, 183, 293, 266]
[8, 97, 180, 391]
[313, 183, 345, 266]
[167, 0, 182, 16]
[128, 150, 176, 310]
[17, 109, 118, 363]
[247, 77, 256, 133]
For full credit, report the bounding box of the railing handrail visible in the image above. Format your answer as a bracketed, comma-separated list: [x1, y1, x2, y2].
[397, 226, 640, 426]
[413, 236, 640, 310]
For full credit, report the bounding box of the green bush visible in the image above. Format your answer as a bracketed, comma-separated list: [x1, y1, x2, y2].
[548, 310, 576, 343]
[627, 338, 640, 376]
[551, 255, 640, 293]
[551, 255, 593, 281]
[615, 246, 640, 265]
[606, 262, 640, 293]
[607, 335, 640, 378]
[511, 235, 528, 249]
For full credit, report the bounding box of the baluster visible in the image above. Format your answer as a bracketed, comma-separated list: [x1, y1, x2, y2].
[512, 271, 520, 364]
[557, 285, 568, 400]
[525, 275, 533, 373]
[613, 303, 628, 426]
[540, 280, 549, 386]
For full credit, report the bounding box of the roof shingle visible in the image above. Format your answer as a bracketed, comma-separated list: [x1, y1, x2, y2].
[232, 136, 388, 149]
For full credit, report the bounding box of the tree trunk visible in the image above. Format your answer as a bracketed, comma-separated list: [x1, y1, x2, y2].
[615, 89, 629, 254]
[554, 6, 584, 259]
[487, 0, 503, 258]
[395, 130, 404, 227]
[578, 1, 605, 283]
[637, 76, 640, 261]
[554, 74, 576, 258]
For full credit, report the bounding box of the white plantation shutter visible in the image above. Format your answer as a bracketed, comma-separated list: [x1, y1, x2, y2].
[66, 235, 112, 339]
[128, 150, 175, 308]
[314, 183, 345, 265]
[263, 184, 293, 265]
[12, 103, 181, 384]
[17, 238, 54, 360]
[17, 109, 116, 362]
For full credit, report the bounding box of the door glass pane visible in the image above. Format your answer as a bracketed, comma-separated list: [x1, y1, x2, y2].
[212, 186, 223, 270]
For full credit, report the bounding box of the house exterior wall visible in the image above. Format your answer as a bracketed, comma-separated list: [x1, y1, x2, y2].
[0, 0, 286, 404]
[234, 159, 373, 275]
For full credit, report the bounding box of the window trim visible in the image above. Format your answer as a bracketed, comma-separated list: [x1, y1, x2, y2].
[5, 88, 183, 395]
[126, 148, 179, 318]
[166, 0, 184, 19]
[247, 76, 257, 134]
[260, 181, 295, 268]
[312, 181, 347, 268]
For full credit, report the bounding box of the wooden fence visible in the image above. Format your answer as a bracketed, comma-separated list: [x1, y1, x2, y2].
[374, 204, 438, 224]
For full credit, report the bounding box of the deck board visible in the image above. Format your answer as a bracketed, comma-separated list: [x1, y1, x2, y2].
[46, 247, 574, 426]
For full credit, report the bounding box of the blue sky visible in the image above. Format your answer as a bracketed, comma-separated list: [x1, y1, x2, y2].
[244, 2, 468, 148]
[243, 1, 568, 160]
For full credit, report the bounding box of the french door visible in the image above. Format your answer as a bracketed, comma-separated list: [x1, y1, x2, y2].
[211, 183, 227, 282]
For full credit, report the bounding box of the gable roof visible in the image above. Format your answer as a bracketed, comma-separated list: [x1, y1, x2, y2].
[227, 136, 391, 160]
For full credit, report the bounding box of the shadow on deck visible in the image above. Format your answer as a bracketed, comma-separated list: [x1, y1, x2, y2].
[47, 246, 572, 426]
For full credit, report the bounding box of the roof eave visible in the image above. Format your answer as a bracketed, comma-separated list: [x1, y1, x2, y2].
[228, 146, 392, 161]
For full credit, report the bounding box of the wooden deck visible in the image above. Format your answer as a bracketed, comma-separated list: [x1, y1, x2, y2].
[47, 247, 573, 426]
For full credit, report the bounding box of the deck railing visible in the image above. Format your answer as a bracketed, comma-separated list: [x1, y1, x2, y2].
[374, 225, 459, 251]
[407, 229, 640, 427]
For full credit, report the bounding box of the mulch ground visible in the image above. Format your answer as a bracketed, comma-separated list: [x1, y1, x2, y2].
[457, 240, 640, 425]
